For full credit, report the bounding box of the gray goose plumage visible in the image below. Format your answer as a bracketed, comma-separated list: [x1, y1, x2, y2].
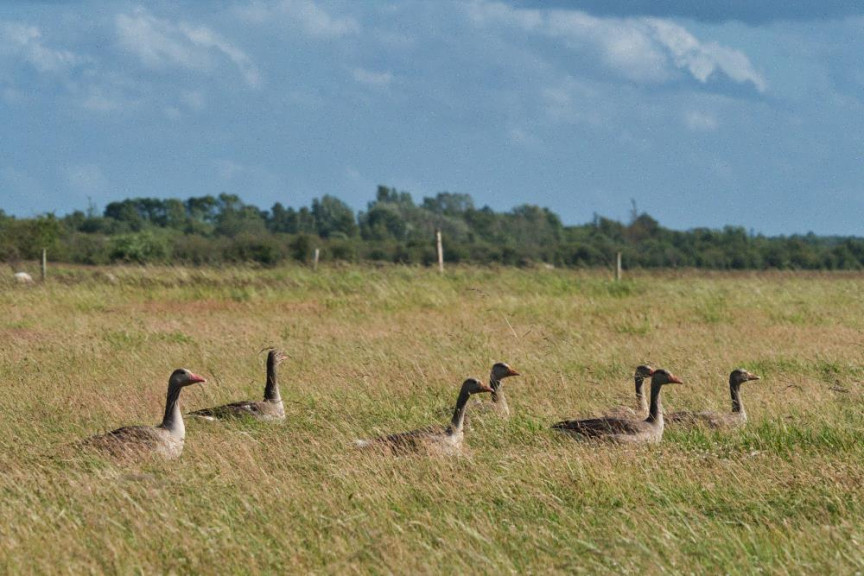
[666, 368, 760, 429]
[603, 364, 655, 419]
[355, 378, 493, 455]
[189, 349, 286, 421]
[552, 368, 683, 443]
[82, 368, 206, 459]
[471, 362, 521, 418]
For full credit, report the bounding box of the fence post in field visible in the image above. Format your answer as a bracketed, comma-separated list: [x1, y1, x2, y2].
[436, 229, 444, 273]
[41, 249, 47, 282]
[615, 251, 622, 282]
[313, 248, 320, 271]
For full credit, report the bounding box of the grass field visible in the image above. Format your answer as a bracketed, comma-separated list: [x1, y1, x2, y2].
[2, 264, 864, 574]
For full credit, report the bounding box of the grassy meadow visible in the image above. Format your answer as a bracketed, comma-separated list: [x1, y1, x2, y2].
[2, 264, 864, 574]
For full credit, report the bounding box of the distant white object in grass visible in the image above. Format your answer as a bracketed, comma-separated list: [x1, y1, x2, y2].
[14, 272, 33, 284]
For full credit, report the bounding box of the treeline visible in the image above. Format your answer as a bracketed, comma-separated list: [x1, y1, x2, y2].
[1, 186, 863, 270]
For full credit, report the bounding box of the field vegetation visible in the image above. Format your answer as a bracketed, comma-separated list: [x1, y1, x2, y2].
[1, 264, 864, 573]
[3, 186, 864, 269]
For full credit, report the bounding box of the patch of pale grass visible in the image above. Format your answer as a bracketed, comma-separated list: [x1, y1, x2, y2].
[2, 265, 864, 573]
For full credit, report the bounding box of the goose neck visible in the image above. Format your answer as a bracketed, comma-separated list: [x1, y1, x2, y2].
[646, 379, 664, 426]
[635, 376, 648, 414]
[730, 379, 744, 415]
[160, 383, 185, 438]
[264, 354, 281, 402]
[490, 377, 504, 404]
[448, 387, 473, 434]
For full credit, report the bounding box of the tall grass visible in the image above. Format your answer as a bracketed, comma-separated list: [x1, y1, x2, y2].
[1, 265, 864, 573]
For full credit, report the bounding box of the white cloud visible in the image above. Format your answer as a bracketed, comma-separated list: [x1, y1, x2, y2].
[82, 88, 125, 112]
[467, 0, 542, 31]
[539, 76, 606, 127]
[647, 19, 767, 92]
[180, 90, 206, 111]
[237, 0, 359, 38]
[115, 8, 261, 88]
[352, 67, 392, 88]
[0, 21, 82, 74]
[468, 1, 766, 92]
[684, 110, 719, 131]
[179, 23, 261, 87]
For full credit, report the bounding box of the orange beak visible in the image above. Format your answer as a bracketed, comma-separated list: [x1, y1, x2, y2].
[507, 367, 521, 377]
[188, 372, 207, 384]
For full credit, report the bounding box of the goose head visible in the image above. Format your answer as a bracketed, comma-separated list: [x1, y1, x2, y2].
[491, 362, 520, 381]
[651, 368, 683, 387]
[169, 368, 207, 388]
[634, 365, 655, 379]
[462, 378, 494, 395]
[267, 348, 288, 364]
[730, 368, 760, 386]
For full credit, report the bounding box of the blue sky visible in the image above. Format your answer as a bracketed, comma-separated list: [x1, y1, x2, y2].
[1, 1, 863, 235]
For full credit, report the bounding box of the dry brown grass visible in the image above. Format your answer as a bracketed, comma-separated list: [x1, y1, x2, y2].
[1, 265, 863, 574]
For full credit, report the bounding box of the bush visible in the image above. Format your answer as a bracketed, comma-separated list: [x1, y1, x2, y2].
[109, 232, 171, 264]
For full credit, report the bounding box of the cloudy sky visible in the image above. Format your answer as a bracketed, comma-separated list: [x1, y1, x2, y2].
[1, 1, 863, 235]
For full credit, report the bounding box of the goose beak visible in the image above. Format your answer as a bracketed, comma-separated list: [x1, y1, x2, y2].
[669, 374, 684, 385]
[507, 368, 521, 377]
[188, 373, 207, 384]
[480, 385, 494, 393]
[748, 374, 761, 381]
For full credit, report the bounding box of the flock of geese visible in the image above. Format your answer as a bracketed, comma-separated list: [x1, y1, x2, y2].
[80, 350, 761, 459]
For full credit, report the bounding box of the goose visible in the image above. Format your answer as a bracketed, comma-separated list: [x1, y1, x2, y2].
[472, 362, 521, 418]
[189, 349, 286, 421]
[355, 378, 493, 455]
[552, 368, 683, 443]
[604, 364, 655, 419]
[666, 368, 760, 429]
[82, 368, 206, 459]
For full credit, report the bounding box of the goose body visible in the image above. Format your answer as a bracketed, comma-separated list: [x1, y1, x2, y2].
[355, 378, 492, 455]
[603, 364, 655, 419]
[190, 350, 286, 421]
[666, 368, 760, 430]
[82, 369, 206, 459]
[553, 369, 682, 444]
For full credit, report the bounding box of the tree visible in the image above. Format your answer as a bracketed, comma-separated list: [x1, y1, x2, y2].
[185, 196, 219, 224]
[359, 203, 407, 241]
[311, 195, 358, 238]
[214, 194, 267, 237]
[421, 192, 475, 216]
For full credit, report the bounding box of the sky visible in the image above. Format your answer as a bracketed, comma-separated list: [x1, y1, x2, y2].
[1, 1, 863, 236]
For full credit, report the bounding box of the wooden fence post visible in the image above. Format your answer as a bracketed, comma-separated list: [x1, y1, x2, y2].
[436, 230, 444, 273]
[41, 249, 47, 282]
[615, 252, 622, 282]
[313, 248, 320, 271]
